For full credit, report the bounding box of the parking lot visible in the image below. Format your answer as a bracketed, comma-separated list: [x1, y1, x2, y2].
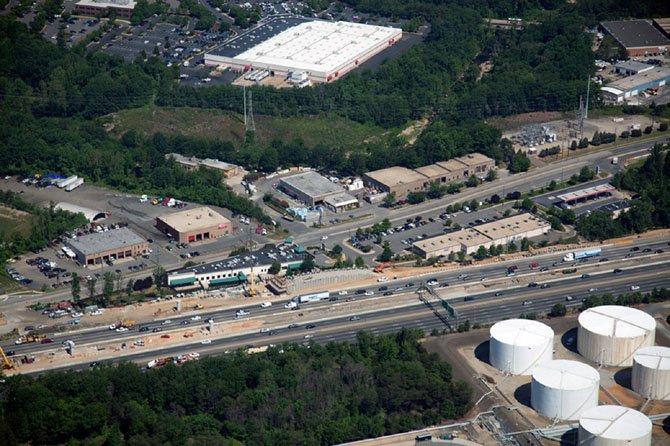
[2, 177, 271, 291]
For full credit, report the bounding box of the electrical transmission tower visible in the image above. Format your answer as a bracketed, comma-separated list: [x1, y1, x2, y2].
[246, 89, 255, 133]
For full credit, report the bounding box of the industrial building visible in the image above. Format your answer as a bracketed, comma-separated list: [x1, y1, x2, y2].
[489, 319, 554, 375]
[167, 153, 241, 178]
[556, 184, 616, 208]
[600, 67, 670, 104]
[531, 360, 600, 421]
[600, 20, 670, 57]
[578, 406, 652, 446]
[614, 60, 654, 76]
[75, 0, 135, 18]
[362, 154, 495, 200]
[55, 202, 107, 222]
[278, 171, 357, 208]
[323, 192, 360, 213]
[653, 18, 670, 38]
[167, 244, 310, 289]
[67, 227, 148, 266]
[205, 17, 402, 83]
[155, 206, 232, 244]
[632, 346, 670, 400]
[577, 305, 656, 367]
[412, 213, 550, 258]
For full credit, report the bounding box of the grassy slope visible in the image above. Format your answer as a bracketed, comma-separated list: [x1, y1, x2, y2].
[105, 105, 390, 149]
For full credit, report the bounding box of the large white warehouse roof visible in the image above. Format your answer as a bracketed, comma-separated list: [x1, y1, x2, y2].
[578, 305, 655, 338]
[533, 359, 600, 390]
[579, 406, 651, 441]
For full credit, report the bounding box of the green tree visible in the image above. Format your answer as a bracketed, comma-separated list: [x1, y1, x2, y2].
[520, 197, 534, 211]
[509, 152, 531, 173]
[465, 175, 480, 187]
[71, 272, 81, 303]
[378, 241, 394, 262]
[447, 252, 456, 262]
[508, 240, 517, 253]
[125, 279, 135, 297]
[383, 191, 396, 207]
[407, 191, 426, 204]
[87, 279, 96, 300]
[520, 238, 530, 251]
[354, 256, 365, 268]
[153, 265, 166, 289]
[457, 251, 466, 263]
[300, 256, 315, 272]
[549, 303, 567, 317]
[268, 261, 281, 275]
[486, 169, 497, 181]
[427, 181, 447, 199]
[102, 272, 115, 300]
[475, 245, 488, 260]
[331, 244, 343, 257]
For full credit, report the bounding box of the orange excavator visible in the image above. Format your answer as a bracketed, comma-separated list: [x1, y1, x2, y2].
[374, 262, 394, 273]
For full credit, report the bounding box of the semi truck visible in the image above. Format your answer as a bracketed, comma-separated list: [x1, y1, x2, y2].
[298, 291, 329, 303]
[65, 177, 84, 191]
[563, 247, 601, 262]
[57, 175, 78, 189]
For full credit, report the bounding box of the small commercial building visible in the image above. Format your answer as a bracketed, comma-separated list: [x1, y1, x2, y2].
[323, 192, 359, 213]
[412, 213, 550, 258]
[67, 227, 148, 265]
[473, 213, 550, 246]
[75, 0, 136, 18]
[557, 183, 616, 208]
[167, 244, 310, 289]
[155, 206, 232, 243]
[614, 60, 654, 76]
[278, 171, 345, 207]
[601, 68, 670, 103]
[362, 167, 428, 200]
[600, 20, 670, 57]
[166, 153, 241, 177]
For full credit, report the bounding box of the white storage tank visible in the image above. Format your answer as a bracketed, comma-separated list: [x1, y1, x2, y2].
[579, 405, 652, 446]
[531, 359, 599, 420]
[489, 319, 554, 375]
[578, 306, 655, 367]
[632, 346, 670, 400]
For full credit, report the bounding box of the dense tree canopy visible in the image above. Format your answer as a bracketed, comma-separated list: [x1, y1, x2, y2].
[0, 330, 472, 445]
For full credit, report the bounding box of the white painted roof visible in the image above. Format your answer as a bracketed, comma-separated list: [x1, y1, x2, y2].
[490, 319, 554, 347]
[579, 306, 655, 338]
[634, 346, 670, 370]
[532, 360, 599, 390]
[580, 406, 651, 440]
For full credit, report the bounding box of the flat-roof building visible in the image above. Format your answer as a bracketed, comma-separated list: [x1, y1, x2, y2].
[601, 67, 670, 103]
[75, 0, 136, 18]
[205, 17, 402, 83]
[614, 60, 654, 76]
[473, 213, 550, 246]
[167, 153, 241, 177]
[556, 183, 616, 207]
[600, 20, 670, 57]
[323, 192, 359, 213]
[155, 206, 232, 243]
[412, 213, 550, 258]
[167, 244, 310, 289]
[67, 227, 147, 265]
[279, 171, 347, 207]
[362, 167, 428, 200]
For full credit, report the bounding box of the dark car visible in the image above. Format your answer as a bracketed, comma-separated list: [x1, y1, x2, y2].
[378, 286, 388, 291]
[581, 274, 590, 279]
[630, 247, 640, 252]
[383, 291, 394, 296]
[287, 323, 299, 329]
[540, 283, 551, 289]
[41, 338, 54, 344]
[613, 268, 623, 273]
[139, 327, 149, 332]
[528, 282, 538, 288]
[5, 350, 15, 356]
[328, 296, 338, 302]
[355, 289, 366, 295]
[656, 249, 664, 254]
[599, 258, 609, 262]
[305, 324, 316, 329]
[464, 296, 476, 302]
[494, 292, 503, 297]
[152, 327, 162, 333]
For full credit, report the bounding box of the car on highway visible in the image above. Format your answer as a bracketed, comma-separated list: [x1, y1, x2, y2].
[71, 312, 83, 318]
[329, 296, 339, 302]
[181, 320, 190, 325]
[305, 324, 316, 329]
[588, 288, 598, 292]
[152, 327, 162, 333]
[457, 274, 469, 280]
[364, 290, 374, 296]
[260, 302, 272, 308]
[115, 327, 128, 332]
[268, 330, 277, 336]
[440, 282, 449, 287]
[304, 334, 313, 339]
[528, 282, 538, 288]
[540, 283, 551, 289]
[191, 316, 201, 321]
[139, 327, 149, 332]
[631, 285, 640, 290]
[383, 291, 394, 296]
[464, 297, 476, 302]
[161, 320, 172, 325]
[599, 258, 609, 262]
[355, 289, 366, 295]
[565, 295, 574, 301]
[200, 339, 212, 345]
[522, 301, 533, 306]
[287, 323, 299, 329]
[89, 361, 101, 367]
[625, 253, 633, 258]
[236, 309, 250, 317]
[426, 278, 438, 286]
[613, 268, 623, 273]
[494, 292, 503, 297]
[41, 338, 54, 344]
[581, 274, 590, 279]
[260, 328, 270, 333]
[377, 276, 388, 282]
[539, 267, 549, 272]
[338, 290, 348, 295]
[528, 262, 538, 269]
[630, 247, 640, 252]
[349, 316, 361, 321]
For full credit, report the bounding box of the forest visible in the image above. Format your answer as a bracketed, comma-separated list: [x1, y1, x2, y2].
[0, 330, 472, 445]
[577, 145, 670, 240]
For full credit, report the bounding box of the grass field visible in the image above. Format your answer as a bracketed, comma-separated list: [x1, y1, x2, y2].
[0, 206, 32, 237]
[106, 105, 390, 149]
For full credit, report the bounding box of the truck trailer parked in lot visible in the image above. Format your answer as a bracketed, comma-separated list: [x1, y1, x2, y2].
[57, 175, 78, 189]
[65, 177, 84, 191]
[563, 248, 601, 262]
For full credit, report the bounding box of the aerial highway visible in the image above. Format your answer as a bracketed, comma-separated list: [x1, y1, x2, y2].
[6, 237, 668, 375]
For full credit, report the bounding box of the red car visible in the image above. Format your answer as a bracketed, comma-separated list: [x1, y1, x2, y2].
[40, 338, 54, 344]
[528, 262, 539, 269]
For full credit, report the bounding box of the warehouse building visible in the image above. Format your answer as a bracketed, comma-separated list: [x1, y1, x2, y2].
[67, 227, 148, 265]
[363, 153, 495, 200]
[362, 167, 428, 200]
[601, 67, 670, 103]
[412, 213, 549, 258]
[653, 18, 670, 38]
[278, 171, 356, 207]
[155, 206, 232, 243]
[600, 20, 670, 57]
[167, 153, 241, 177]
[473, 213, 551, 246]
[167, 244, 310, 289]
[75, 0, 135, 18]
[614, 60, 654, 76]
[323, 192, 360, 213]
[205, 17, 402, 83]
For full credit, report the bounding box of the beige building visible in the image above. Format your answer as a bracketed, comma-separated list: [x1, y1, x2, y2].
[156, 206, 232, 243]
[167, 153, 241, 177]
[362, 167, 428, 200]
[363, 153, 495, 200]
[67, 227, 148, 266]
[412, 213, 550, 259]
[474, 213, 550, 246]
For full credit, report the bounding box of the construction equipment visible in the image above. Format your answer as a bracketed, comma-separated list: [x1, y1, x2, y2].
[374, 262, 394, 273]
[0, 347, 14, 370]
[14, 334, 44, 345]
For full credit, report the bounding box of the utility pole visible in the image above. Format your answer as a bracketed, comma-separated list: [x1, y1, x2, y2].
[247, 89, 255, 132]
[243, 85, 247, 127]
[585, 75, 591, 120]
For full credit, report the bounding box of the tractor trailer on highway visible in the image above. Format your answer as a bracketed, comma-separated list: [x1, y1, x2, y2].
[563, 248, 601, 262]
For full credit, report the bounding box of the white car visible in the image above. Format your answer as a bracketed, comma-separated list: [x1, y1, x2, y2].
[161, 320, 172, 325]
[304, 334, 313, 339]
[90, 310, 103, 316]
[260, 302, 272, 308]
[71, 312, 83, 318]
[191, 315, 202, 321]
[260, 328, 270, 333]
[377, 277, 388, 283]
[320, 235, 328, 241]
[109, 324, 118, 330]
[236, 309, 250, 316]
[284, 302, 297, 309]
[631, 285, 640, 290]
[338, 290, 348, 295]
[364, 290, 374, 296]
[115, 327, 128, 332]
[426, 279, 438, 286]
[201, 339, 212, 345]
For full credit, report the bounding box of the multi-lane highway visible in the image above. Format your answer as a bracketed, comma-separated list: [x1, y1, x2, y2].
[7, 237, 668, 375]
